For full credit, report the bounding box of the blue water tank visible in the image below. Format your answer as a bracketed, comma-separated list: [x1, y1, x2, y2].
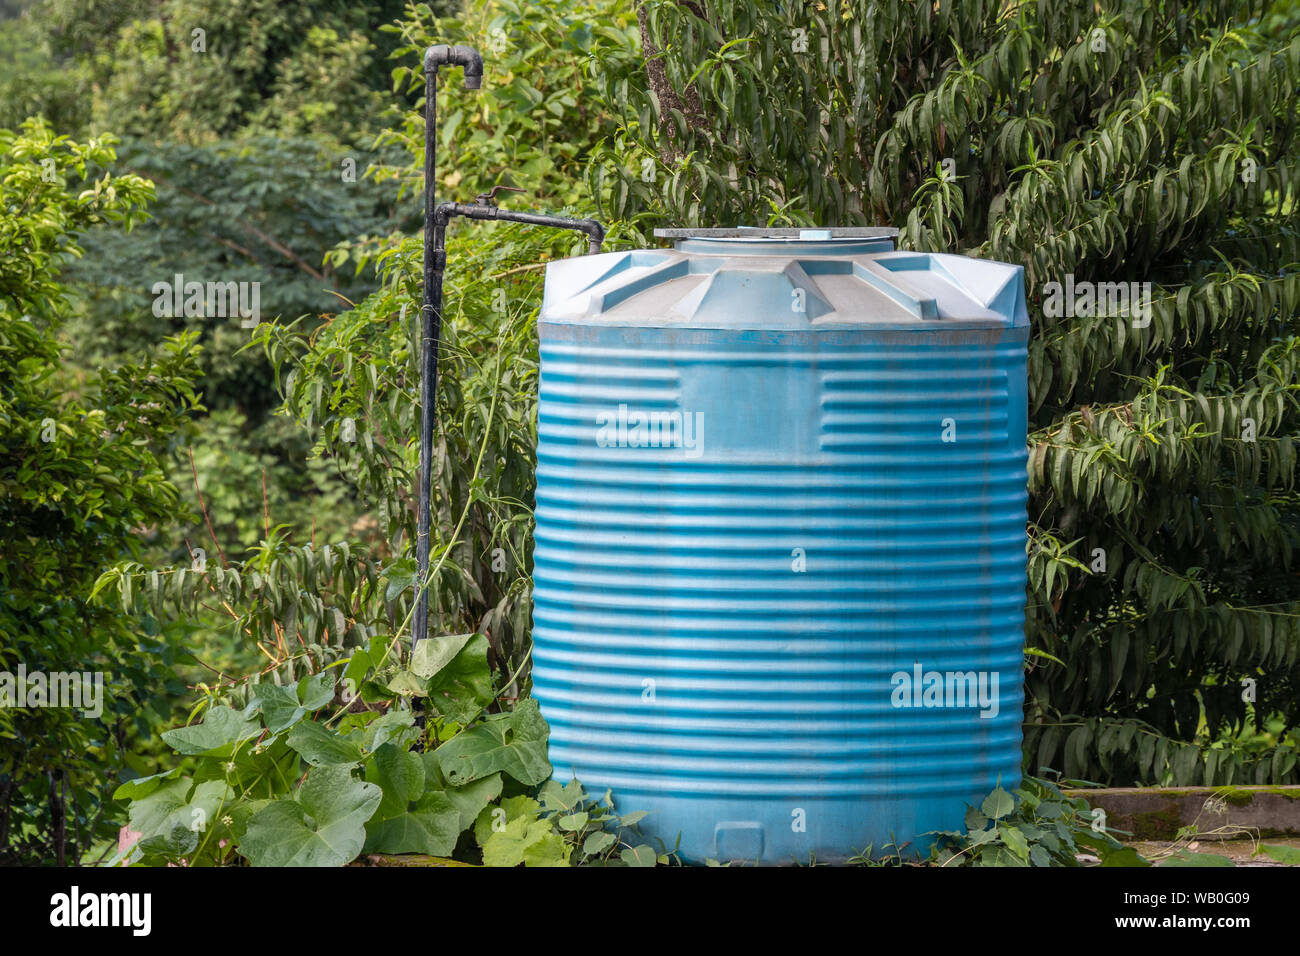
[530, 228, 1029, 864]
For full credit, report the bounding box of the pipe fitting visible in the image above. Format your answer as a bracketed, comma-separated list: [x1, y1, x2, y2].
[581, 218, 605, 254]
[434, 202, 605, 255]
[424, 44, 483, 89]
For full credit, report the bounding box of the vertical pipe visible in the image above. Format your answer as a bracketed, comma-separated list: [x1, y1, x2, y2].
[412, 45, 594, 659]
[414, 66, 439, 653]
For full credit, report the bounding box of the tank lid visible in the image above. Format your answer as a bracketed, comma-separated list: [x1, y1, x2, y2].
[654, 227, 898, 240]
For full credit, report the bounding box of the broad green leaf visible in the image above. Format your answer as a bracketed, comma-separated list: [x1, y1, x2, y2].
[1098, 846, 1151, 867]
[192, 736, 298, 800]
[127, 779, 231, 860]
[424, 634, 495, 724]
[522, 830, 571, 867]
[1261, 844, 1300, 865]
[137, 822, 200, 859]
[1036, 800, 1065, 821]
[355, 709, 416, 753]
[424, 752, 504, 831]
[342, 643, 377, 695]
[435, 698, 551, 787]
[621, 844, 657, 867]
[364, 790, 461, 856]
[981, 846, 1027, 867]
[1161, 850, 1234, 867]
[248, 683, 306, 733]
[367, 743, 425, 817]
[113, 767, 183, 801]
[382, 668, 428, 698]
[161, 705, 260, 756]
[287, 719, 364, 767]
[298, 671, 336, 711]
[444, 775, 504, 833]
[1076, 828, 1125, 855]
[558, 811, 589, 832]
[480, 815, 560, 867]
[241, 766, 381, 867]
[227, 798, 270, 842]
[410, 632, 476, 679]
[384, 558, 417, 602]
[473, 794, 542, 846]
[981, 787, 1015, 821]
[999, 824, 1030, 861]
[539, 778, 586, 813]
[583, 831, 616, 856]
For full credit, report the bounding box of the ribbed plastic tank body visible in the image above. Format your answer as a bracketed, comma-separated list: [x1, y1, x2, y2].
[532, 235, 1029, 864]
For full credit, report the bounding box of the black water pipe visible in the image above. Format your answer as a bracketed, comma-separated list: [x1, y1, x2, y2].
[433, 202, 605, 254]
[413, 45, 604, 653]
[414, 45, 481, 658]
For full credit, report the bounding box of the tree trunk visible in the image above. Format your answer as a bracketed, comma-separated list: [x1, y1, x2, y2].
[635, 0, 708, 163]
[48, 771, 66, 867]
[0, 776, 12, 858]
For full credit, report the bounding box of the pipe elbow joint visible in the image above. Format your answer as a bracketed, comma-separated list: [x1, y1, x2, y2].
[423, 44, 451, 71]
[582, 219, 605, 253]
[425, 44, 483, 89]
[432, 201, 457, 229]
[457, 46, 484, 89]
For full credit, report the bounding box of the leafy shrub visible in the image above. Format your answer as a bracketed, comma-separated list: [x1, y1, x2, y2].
[930, 777, 1148, 867]
[375, 0, 640, 210]
[112, 664, 667, 867]
[0, 120, 201, 864]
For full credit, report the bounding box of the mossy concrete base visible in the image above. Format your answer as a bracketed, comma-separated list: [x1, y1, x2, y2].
[1065, 786, 1300, 841]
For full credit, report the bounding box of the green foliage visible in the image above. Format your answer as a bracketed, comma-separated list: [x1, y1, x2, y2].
[96, 536, 389, 688]
[0, 8, 90, 133]
[0, 120, 201, 864]
[83, 4, 635, 867]
[89, 222, 549, 687]
[1260, 842, 1300, 864]
[112, 665, 669, 866]
[592, 0, 1300, 786]
[931, 777, 1150, 867]
[38, 0, 421, 144]
[40, 0, 1300, 870]
[1160, 849, 1237, 866]
[372, 0, 640, 211]
[476, 778, 668, 867]
[19, 1, 441, 561]
[1, 3, 446, 740]
[60, 132, 410, 559]
[254, 220, 605, 682]
[98, 217, 604, 699]
[241, 766, 381, 867]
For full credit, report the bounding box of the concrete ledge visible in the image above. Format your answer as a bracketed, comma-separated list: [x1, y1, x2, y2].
[1065, 786, 1300, 840]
